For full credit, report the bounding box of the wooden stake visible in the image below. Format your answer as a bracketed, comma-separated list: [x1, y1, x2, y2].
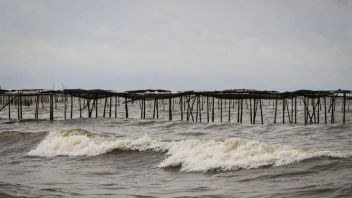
[181, 96, 184, 121]
[70, 95, 73, 119]
[206, 96, 209, 122]
[103, 98, 107, 118]
[169, 98, 172, 121]
[220, 99, 223, 122]
[228, 99, 231, 122]
[260, 99, 263, 125]
[212, 97, 215, 122]
[343, 93, 346, 123]
[64, 94, 67, 120]
[125, 98, 128, 118]
[324, 97, 327, 124]
[249, 99, 252, 124]
[109, 97, 112, 118]
[115, 96, 117, 118]
[79, 97, 82, 118]
[95, 99, 98, 118]
[274, 98, 278, 124]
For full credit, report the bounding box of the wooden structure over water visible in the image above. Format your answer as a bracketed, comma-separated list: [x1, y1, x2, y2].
[0, 89, 351, 125]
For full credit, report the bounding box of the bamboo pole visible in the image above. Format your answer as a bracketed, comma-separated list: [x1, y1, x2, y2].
[324, 97, 327, 124]
[274, 99, 278, 124]
[70, 95, 73, 119]
[249, 99, 252, 124]
[169, 98, 172, 121]
[64, 94, 67, 120]
[180, 96, 184, 121]
[228, 99, 231, 122]
[212, 97, 215, 122]
[207, 96, 209, 122]
[109, 97, 112, 118]
[115, 96, 117, 118]
[125, 98, 128, 118]
[343, 93, 346, 123]
[79, 97, 82, 118]
[95, 99, 98, 118]
[260, 99, 263, 124]
[220, 99, 223, 122]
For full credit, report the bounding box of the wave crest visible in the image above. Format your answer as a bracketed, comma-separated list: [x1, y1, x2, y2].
[158, 138, 348, 172]
[27, 129, 168, 157]
[27, 129, 350, 172]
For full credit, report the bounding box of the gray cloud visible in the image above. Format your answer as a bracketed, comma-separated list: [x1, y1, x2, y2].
[0, 0, 351, 91]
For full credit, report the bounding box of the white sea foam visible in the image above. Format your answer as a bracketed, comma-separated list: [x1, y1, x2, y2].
[27, 129, 350, 172]
[158, 138, 348, 172]
[27, 129, 168, 157]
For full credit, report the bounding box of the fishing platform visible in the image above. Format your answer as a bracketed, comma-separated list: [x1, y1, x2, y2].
[0, 89, 351, 125]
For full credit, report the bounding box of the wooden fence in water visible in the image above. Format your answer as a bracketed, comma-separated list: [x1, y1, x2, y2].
[0, 89, 351, 125]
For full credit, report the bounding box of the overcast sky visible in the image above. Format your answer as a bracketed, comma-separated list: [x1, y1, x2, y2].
[0, 0, 351, 91]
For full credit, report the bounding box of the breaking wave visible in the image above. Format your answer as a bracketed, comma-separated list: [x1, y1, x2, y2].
[27, 129, 350, 172]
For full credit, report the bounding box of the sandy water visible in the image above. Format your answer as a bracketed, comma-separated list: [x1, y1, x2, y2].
[0, 101, 352, 197]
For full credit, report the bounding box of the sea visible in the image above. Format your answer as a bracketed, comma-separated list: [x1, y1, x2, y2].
[0, 100, 351, 197]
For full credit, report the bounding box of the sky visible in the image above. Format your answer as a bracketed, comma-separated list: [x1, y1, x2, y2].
[0, 0, 351, 91]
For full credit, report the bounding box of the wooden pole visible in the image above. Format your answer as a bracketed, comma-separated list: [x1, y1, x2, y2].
[228, 99, 231, 122]
[153, 98, 156, 119]
[317, 98, 320, 124]
[35, 94, 39, 120]
[291, 98, 293, 123]
[88, 99, 92, 118]
[55, 95, 57, 109]
[189, 97, 195, 122]
[143, 98, 146, 119]
[95, 99, 98, 118]
[260, 99, 263, 124]
[70, 95, 73, 119]
[274, 98, 278, 124]
[115, 96, 117, 118]
[109, 97, 112, 118]
[156, 98, 159, 119]
[125, 98, 128, 118]
[237, 99, 240, 123]
[249, 98, 252, 124]
[220, 99, 223, 122]
[186, 97, 190, 121]
[20, 95, 23, 119]
[343, 93, 346, 124]
[282, 99, 285, 124]
[8, 95, 11, 119]
[64, 94, 67, 120]
[331, 97, 334, 124]
[199, 96, 202, 122]
[212, 97, 215, 122]
[240, 99, 243, 123]
[303, 98, 307, 125]
[294, 97, 297, 124]
[103, 98, 107, 118]
[286, 100, 290, 123]
[324, 97, 327, 124]
[140, 100, 143, 119]
[180, 96, 184, 121]
[50, 94, 54, 120]
[206, 96, 209, 122]
[79, 97, 82, 118]
[195, 96, 199, 122]
[17, 94, 20, 120]
[311, 98, 316, 123]
[169, 98, 172, 121]
[253, 99, 257, 124]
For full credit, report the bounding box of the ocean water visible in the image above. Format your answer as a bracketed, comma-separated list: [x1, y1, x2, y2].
[0, 101, 351, 197]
